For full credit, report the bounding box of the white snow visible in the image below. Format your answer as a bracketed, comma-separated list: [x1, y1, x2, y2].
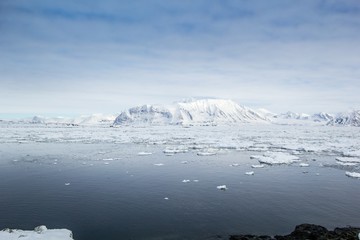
[245, 171, 254, 175]
[345, 171, 360, 179]
[0, 226, 73, 240]
[216, 185, 227, 190]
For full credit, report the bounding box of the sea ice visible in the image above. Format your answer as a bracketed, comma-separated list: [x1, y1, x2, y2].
[0, 225, 74, 240]
[245, 171, 255, 175]
[252, 152, 300, 165]
[153, 163, 164, 166]
[197, 151, 217, 156]
[345, 171, 360, 179]
[299, 163, 309, 167]
[182, 179, 191, 183]
[102, 158, 114, 161]
[343, 150, 360, 158]
[217, 185, 227, 190]
[138, 152, 152, 156]
[336, 161, 358, 166]
[181, 161, 188, 164]
[251, 164, 265, 168]
[164, 197, 169, 200]
[230, 163, 239, 167]
[64, 183, 70, 186]
[336, 157, 360, 163]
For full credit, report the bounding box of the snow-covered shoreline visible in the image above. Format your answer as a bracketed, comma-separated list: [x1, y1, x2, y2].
[0, 226, 73, 240]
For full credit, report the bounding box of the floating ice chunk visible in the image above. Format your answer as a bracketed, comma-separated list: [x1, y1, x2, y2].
[138, 152, 152, 156]
[245, 171, 254, 175]
[230, 163, 239, 167]
[102, 158, 114, 161]
[153, 163, 164, 166]
[252, 152, 299, 165]
[181, 161, 188, 164]
[164, 197, 169, 200]
[0, 225, 74, 240]
[217, 185, 227, 190]
[163, 148, 188, 154]
[345, 171, 360, 179]
[251, 164, 265, 168]
[197, 151, 217, 156]
[193, 180, 199, 182]
[104, 162, 109, 165]
[182, 179, 191, 183]
[165, 153, 174, 156]
[336, 157, 360, 163]
[299, 163, 309, 167]
[336, 161, 358, 166]
[64, 183, 70, 186]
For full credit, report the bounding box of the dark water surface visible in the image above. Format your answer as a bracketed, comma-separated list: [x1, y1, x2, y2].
[0, 143, 359, 240]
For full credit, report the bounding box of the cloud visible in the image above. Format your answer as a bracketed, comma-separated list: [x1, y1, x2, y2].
[0, 0, 359, 116]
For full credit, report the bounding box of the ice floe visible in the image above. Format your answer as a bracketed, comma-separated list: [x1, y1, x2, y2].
[336, 161, 358, 166]
[197, 151, 217, 156]
[153, 163, 164, 166]
[0, 225, 74, 240]
[182, 179, 191, 183]
[64, 183, 70, 186]
[138, 152, 152, 156]
[336, 157, 360, 163]
[299, 163, 309, 167]
[164, 197, 169, 200]
[102, 158, 114, 161]
[251, 152, 300, 165]
[217, 185, 227, 190]
[343, 150, 360, 158]
[251, 164, 265, 168]
[345, 171, 360, 179]
[245, 171, 255, 175]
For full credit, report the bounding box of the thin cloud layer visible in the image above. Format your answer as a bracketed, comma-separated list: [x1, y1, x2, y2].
[0, 0, 359, 117]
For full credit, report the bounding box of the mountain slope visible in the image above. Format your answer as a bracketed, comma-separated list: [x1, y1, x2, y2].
[328, 110, 360, 127]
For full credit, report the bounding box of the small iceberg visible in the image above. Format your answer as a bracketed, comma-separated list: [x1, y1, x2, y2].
[245, 171, 254, 175]
[102, 158, 114, 161]
[182, 179, 191, 183]
[230, 163, 239, 167]
[64, 183, 70, 186]
[153, 163, 164, 166]
[345, 171, 360, 179]
[181, 161, 189, 164]
[138, 152, 152, 156]
[217, 185, 227, 191]
[164, 197, 169, 200]
[299, 163, 309, 167]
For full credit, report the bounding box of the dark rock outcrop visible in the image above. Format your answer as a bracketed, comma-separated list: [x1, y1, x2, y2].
[230, 224, 360, 240]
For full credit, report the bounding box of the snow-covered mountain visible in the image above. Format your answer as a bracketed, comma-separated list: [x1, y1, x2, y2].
[311, 112, 334, 122]
[275, 111, 310, 120]
[22, 114, 117, 125]
[328, 110, 360, 127]
[113, 99, 268, 126]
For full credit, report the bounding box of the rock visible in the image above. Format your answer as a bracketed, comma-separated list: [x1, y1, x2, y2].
[229, 224, 360, 240]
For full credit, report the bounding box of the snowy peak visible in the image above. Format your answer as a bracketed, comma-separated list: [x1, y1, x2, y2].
[113, 105, 173, 125]
[328, 110, 360, 127]
[113, 99, 268, 126]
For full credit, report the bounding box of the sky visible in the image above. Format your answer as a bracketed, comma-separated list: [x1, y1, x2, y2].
[0, 0, 359, 118]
